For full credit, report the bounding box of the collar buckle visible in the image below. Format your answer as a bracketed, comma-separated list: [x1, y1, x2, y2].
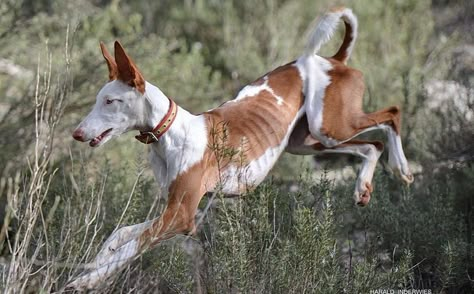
[142, 131, 160, 143]
[135, 97, 178, 144]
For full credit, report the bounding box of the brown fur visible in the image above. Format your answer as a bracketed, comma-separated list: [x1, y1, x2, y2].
[100, 42, 118, 81]
[332, 21, 353, 63]
[320, 58, 402, 141]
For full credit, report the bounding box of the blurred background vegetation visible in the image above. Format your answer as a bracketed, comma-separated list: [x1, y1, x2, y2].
[0, 0, 472, 292]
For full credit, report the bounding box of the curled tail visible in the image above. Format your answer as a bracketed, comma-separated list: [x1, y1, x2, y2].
[304, 7, 358, 64]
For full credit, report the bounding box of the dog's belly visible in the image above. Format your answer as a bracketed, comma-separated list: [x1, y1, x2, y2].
[218, 144, 283, 194]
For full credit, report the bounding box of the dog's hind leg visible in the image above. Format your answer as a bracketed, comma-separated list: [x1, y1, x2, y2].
[302, 58, 413, 184]
[286, 117, 383, 206]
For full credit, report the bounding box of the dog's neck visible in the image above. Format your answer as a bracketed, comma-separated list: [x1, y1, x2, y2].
[142, 82, 176, 131]
[143, 81, 207, 162]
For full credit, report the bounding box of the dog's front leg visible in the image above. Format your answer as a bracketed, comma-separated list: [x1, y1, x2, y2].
[66, 221, 153, 290]
[66, 212, 193, 290]
[67, 181, 206, 290]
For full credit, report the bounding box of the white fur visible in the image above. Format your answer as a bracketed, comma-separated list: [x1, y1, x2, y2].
[333, 123, 411, 181]
[305, 8, 358, 57]
[67, 238, 139, 289]
[67, 220, 152, 289]
[148, 108, 208, 196]
[233, 75, 284, 105]
[234, 82, 267, 101]
[295, 55, 339, 147]
[317, 144, 382, 202]
[383, 126, 411, 178]
[76, 81, 144, 144]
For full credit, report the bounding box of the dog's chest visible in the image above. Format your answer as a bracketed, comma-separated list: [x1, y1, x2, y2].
[147, 115, 208, 197]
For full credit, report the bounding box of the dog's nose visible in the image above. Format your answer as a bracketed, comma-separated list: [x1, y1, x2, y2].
[72, 128, 86, 141]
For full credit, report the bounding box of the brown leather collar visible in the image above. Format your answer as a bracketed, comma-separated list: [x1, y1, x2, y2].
[135, 98, 178, 144]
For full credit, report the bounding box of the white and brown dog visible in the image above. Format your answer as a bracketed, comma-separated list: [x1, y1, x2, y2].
[70, 7, 413, 289]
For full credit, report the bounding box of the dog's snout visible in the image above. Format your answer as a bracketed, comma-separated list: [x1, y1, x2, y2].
[72, 128, 86, 142]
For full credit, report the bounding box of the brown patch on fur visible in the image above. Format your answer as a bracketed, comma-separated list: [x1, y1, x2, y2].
[319, 58, 402, 141]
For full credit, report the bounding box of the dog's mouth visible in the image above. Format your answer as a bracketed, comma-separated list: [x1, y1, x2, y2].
[89, 128, 113, 147]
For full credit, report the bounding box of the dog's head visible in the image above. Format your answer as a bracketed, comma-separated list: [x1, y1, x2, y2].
[72, 41, 149, 147]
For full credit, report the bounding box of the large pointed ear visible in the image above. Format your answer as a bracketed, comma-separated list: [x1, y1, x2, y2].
[100, 42, 118, 81]
[114, 41, 145, 94]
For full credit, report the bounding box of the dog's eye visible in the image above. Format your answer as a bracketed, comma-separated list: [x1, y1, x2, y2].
[105, 98, 123, 105]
